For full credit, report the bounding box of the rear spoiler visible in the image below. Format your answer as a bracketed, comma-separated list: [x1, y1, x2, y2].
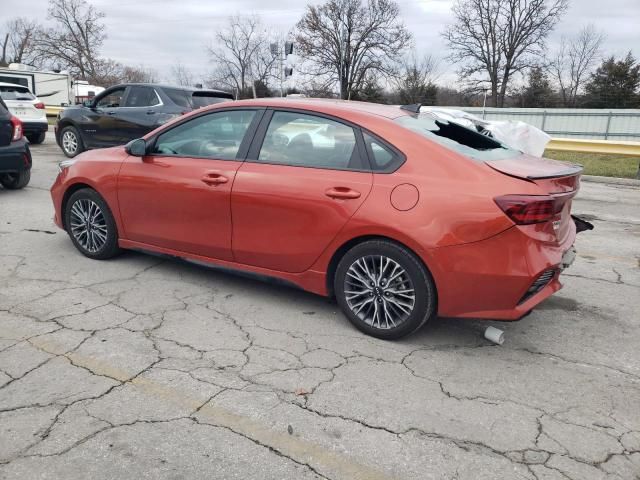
[526, 164, 583, 180]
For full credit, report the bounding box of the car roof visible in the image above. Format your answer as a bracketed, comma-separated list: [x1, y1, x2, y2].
[224, 98, 411, 120]
[108, 83, 232, 96]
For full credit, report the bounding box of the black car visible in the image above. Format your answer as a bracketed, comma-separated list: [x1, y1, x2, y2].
[0, 96, 31, 189]
[55, 83, 234, 157]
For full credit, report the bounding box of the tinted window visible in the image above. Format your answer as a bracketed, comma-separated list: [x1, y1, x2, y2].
[363, 133, 403, 172]
[257, 111, 364, 170]
[152, 110, 256, 160]
[164, 88, 231, 109]
[124, 86, 159, 107]
[96, 88, 126, 108]
[396, 114, 518, 161]
[0, 85, 35, 101]
[0, 76, 28, 88]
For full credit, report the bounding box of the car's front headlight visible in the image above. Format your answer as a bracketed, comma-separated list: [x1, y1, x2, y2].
[58, 159, 77, 173]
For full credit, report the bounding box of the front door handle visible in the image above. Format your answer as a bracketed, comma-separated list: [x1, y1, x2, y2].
[201, 172, 228, 185]
[146, 110, 156, 115]
[106, 111, 116, 115]
[325, 187, 361, 199]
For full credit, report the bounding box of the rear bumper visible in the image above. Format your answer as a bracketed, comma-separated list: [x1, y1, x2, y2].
[22, 122, 48, 136]
[429, 223, 577, 320]
[0, 139, 31, 173]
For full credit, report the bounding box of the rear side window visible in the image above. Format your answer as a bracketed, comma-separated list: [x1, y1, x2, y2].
[363, 133, 404, 172]
[165, 88, 232, 109]
[257, 111, 365, 171]
[0, 85, 35, 101]
[396, 114, 518, 161]
[124, 86, 160, 107]
[192, 92, 232, 108]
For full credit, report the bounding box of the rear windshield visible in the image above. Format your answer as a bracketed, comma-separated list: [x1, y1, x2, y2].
[164, 88, 232, 109]
[395, 113, 519, 161]
[0, 85, 35, 101]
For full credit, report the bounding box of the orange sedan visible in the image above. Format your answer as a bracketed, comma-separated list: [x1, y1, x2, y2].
[51, 98, 586, 339]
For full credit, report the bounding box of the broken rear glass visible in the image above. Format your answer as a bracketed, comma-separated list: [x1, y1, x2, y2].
[395, 114, 520, 161]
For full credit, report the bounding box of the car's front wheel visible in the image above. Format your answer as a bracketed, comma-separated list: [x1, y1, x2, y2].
[334, 240, 436, 339]
[60, 125, 83, 158]
[64, 188, 122, 259]
[0, 170, 31, 189]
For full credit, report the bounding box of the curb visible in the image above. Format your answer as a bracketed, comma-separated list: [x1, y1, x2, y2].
[581, 175, 640, 187]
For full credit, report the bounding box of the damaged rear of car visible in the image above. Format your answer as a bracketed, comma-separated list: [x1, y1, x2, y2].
[396, 109, 593, 320]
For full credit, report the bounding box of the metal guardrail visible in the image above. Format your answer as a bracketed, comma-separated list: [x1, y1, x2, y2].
[546, 138, 640, 156]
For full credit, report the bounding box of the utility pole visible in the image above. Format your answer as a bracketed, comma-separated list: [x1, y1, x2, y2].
[271, 41, 294, 97]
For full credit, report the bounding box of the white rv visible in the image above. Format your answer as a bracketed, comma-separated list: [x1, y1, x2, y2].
[0, 63, 73, 107]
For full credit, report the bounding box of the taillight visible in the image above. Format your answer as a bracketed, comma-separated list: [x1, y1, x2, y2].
[494, 195, 555, 225]
[34, 102, 45, 109]
[10, 115, 23, 141]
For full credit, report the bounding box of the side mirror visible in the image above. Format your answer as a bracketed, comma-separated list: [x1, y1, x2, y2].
[82, 100, 93, 107]
[125, 138, 147, 157]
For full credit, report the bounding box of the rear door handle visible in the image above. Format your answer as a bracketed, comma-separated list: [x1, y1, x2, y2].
[325, 187, 361, 199]
[146, 110, 156, 115]
[201, 172, 228, 185]
[106, 111, 116, 115]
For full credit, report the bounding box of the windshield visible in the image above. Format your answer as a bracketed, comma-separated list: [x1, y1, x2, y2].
[395, 113, 520, 161]
[0, 85, 35, 101]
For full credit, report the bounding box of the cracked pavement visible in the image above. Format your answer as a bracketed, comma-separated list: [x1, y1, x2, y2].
[0, 135, 638, 479]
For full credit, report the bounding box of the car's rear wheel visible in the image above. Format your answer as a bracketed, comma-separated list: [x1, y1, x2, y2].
[64, 188, 121, 260]
[60, 126, 83, 158]
[27, 132, 46, 144]
[0, 170, 31, 190]
[334, 240, 436, 339]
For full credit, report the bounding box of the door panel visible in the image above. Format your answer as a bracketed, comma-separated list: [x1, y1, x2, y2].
[118, 156, 240, 260]
[117, 109, 261, 261]
[231, 110, 373, 273]
[232, 163, 371, 272]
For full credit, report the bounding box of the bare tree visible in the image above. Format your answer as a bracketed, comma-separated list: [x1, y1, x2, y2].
[207, 15, 279, 98]
[0, 17, 40, 67]
[32, 0, 106, 82]
[391, 53, 439, 105]
[550, 24, 604, 106]
[170, 62, 194, 87]
[443, 0, 568, 107]
[295, 0, 412, 100]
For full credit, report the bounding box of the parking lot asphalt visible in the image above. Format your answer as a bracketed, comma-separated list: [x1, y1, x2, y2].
[0, 133, 639, 480]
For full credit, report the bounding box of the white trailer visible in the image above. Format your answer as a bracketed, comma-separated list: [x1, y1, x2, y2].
[0, 63, 73, 108]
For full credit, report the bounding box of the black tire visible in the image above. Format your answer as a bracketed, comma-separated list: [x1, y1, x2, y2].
[334, 240, 436, 340]
[27, 132, 46, 144]
[0, 170, 31, 190]
[64, 188, 122, 260]
[60, 125, 84, 158]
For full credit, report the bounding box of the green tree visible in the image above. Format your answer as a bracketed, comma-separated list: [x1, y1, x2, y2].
[518, 66, 555, 107]
[585, 53, 640, 108]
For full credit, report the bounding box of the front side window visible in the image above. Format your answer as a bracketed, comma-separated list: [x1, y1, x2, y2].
[152, 110, 256, 160]
[96, 88, 126, 108]
[124, 86, 159, 107]
[257, 111, 364, 170]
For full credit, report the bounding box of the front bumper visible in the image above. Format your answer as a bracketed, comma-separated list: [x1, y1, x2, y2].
[0, 139, 31, 173]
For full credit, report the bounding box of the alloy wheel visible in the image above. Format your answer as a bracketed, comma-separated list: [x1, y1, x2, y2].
[62, 130, 78, 155]
[343, 255, 416, 330]
[69, 199, 108, 253]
